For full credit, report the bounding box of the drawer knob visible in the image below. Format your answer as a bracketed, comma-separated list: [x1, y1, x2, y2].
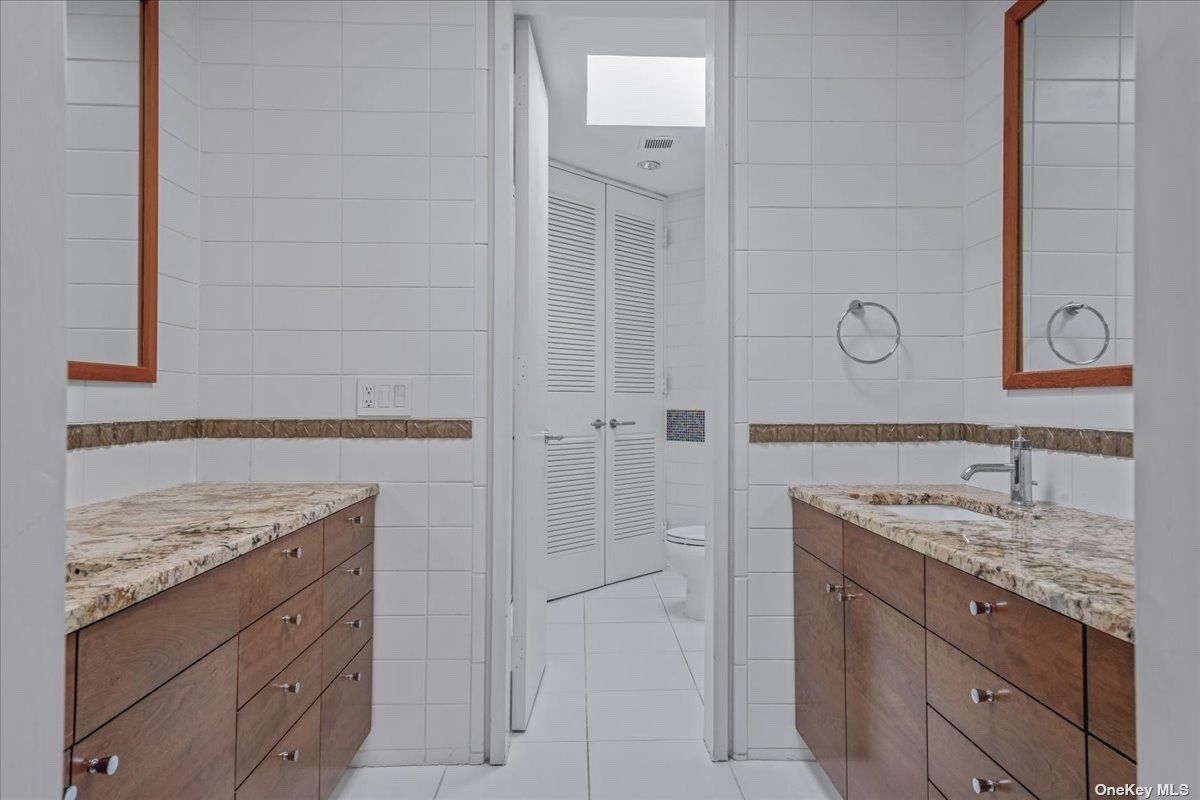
[341, 671, 363, 682]
[281, 612, 304, 625]
[85, 755, 119, 776]
[344, 566, 364, 576]
[347, 515, 364, 525]
[277, 749, 301, 762]
[968, 600, 1003, 615]
[345, 619, 363, 629]
[970, 687, 998, 704]
[824, 583, 844, 594]
[836, 589, 860, 602]
[281, 546, 303, 559]
[972, 777, 999, 793]
[274, 681, 302, 694]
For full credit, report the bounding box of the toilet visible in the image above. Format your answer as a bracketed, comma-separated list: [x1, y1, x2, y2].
[664, 525, 706, 620]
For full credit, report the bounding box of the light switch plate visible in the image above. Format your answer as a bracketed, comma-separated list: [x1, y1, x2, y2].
[357, 377, 413, 417]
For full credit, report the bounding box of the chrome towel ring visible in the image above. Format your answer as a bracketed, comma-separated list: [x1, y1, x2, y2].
[1046, 301, 1110, 366]
[836, 299, 901, 365]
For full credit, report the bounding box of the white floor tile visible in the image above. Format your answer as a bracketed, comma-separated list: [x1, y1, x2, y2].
[586, 651, 695, 692]
[540, 652, 585, 693]
[663, 597, 695, 623]
[654, 569, 688, 599]
[584, 596, 669, 623]
[684, 650, 705, 693]
[586, 622, 680, 653]
[731, 760, 841, 800]
[546, 623, 584, 654]
[514, 691, 586, 742]
[588, 740, 744, 800]
[329, 765, 444, 800]
[583, 573, 662, 598]
[586, 690, 704, 741]
[546, 594, 583, 623]
[437, 741, 588, 800]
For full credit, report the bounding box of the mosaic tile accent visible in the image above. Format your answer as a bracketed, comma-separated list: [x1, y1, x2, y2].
[749, 422, 1132, 457]
[67, 418, 473, 450]
[666, 409, 705, 443]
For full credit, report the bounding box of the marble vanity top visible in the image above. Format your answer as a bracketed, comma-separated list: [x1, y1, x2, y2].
[789, 484, 1135, 641]
[65, 482, 378, 633]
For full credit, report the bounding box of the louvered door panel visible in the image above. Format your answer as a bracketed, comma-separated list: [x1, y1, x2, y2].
[545, 167, 607, 599]
[604, 184, 665, 584]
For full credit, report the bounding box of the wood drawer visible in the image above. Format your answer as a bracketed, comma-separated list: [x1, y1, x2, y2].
[238, 581, 323, 706]
[792, 499, 842, 570]
[1086, 628, 1136, 759]
[75, 558, 241, 739]
[1088, 736, 1136, 799]
[927, 707, 1036, 800]
[926, 632, 1086, 800]
[236, 702, 320, 800]
[70, 640, 237, 800]
[322, 545, 373, 632]
[322, 592, 374, 689]
[930, 782, 949, 800]
[925, 558, 1084, 726]
[236, 640, 322, 787]
[843, 522, 924, 623]
[65, 633, 76, 749]
[319, 641, 373, 800]
[239, 522, 324, 628]
[323, 498, 375, 571]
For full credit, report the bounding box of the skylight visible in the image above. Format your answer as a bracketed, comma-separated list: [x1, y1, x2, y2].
[586, 55, 706, 128]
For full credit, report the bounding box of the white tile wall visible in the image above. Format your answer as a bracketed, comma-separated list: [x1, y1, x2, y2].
[665, 190, 709, 529]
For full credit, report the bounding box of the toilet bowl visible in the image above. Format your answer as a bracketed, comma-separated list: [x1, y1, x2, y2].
[664, 525, 706, 620]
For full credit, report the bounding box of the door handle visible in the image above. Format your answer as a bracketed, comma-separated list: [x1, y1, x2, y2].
[608, 419, 636, 428]
[590, 418, 606, 429]
[543, 430, 564, 443]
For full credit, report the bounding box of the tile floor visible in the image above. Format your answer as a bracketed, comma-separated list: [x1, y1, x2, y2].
[331, 570, 839, 800]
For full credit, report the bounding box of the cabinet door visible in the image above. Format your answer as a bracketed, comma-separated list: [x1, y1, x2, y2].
[793, 545, 847, 798]
[844, 581, 927, 800]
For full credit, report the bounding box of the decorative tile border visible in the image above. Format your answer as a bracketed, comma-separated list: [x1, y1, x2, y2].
[67, 418, 473, 450]
[749, 423, 1133, 458]
[666, 409, 706, 443]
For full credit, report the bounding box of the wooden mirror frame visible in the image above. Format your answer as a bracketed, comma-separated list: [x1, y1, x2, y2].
[68, 0, 158, 383]
[1002, 0, 1133, 389]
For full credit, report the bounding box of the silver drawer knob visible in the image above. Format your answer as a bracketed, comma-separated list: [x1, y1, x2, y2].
[346, 515, 364, 525]
[972, 777, 999, 794]
[345, 619, 363, 629]
[836, 589, 860, 602]
[344, 566, 363, 576]
[341, 671, 363, 682]
[824, 583, 844, 593]
[968, 600, 1000, 615]
[970, 687, 997, 704]
[281, 612, 303, 625]
[278, 749, 301, 762]
[274, 681, 302, 694]
[281, 546, 303, 559]
[85, 755, 119, 776]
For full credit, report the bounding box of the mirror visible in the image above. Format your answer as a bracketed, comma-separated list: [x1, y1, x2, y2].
[65, 0, 158, 382]
[1003, 0, 1133, 388]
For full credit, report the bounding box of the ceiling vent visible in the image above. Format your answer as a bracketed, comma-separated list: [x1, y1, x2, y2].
[639, 136, 676, 151]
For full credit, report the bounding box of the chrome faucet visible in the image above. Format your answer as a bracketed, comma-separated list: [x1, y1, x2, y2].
[961, 425, 1036, 508]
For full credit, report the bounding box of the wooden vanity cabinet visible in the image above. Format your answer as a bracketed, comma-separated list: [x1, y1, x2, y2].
[63, 497, 374, 800]
[791, 497, 1136, 800]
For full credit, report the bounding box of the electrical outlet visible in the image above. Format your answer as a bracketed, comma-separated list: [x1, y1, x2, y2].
[357, 377, 413, 417]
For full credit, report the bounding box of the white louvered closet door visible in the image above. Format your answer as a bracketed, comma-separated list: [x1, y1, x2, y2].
[603, 184, 665, 584]
[544, 167, 607, 599]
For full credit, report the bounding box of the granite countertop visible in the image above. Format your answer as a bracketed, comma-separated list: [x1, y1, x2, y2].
[65, 482, 378, 634]
[789, 484, 1135, 642]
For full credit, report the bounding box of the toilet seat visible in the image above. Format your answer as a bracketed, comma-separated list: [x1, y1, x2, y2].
[666, 526, 705, 547]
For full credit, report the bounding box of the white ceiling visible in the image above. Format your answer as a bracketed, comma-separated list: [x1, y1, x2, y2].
[526, 12, 706, 196]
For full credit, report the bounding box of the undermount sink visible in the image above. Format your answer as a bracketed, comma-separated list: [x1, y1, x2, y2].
[878, 504, 1000, 522]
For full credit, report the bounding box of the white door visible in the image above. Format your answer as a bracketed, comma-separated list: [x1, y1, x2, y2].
[543, 167, 607, 600]
[510, 18, 549, 731]
[603, 185, 666, 583]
